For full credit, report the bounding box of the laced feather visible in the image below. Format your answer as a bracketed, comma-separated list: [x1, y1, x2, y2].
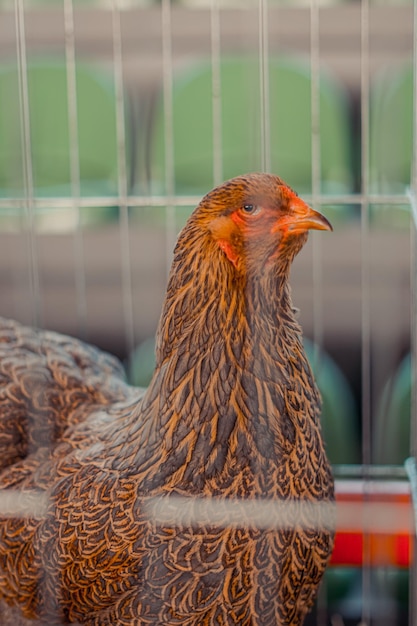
[0, 173, 334, 626]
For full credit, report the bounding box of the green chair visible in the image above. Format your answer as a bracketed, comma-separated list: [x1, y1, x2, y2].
[374, 353, 411, 465]
[370, 65, 413, 195]
[149, 57, 354, 200]
[128, 336, 157, 388]
[369, 65, 413, 228]
[0, 59, 131, 227]
[303, 338, 360, 465]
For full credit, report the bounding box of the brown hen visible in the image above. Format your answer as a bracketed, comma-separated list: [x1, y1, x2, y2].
[0, 173, 334, 626]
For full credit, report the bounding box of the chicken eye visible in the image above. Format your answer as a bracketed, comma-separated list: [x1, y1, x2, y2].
[241, 204, 262, 216]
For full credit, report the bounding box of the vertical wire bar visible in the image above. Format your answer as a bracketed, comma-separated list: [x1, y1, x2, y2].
[409, 194, 417, 626]
[409, 1, 417, 623]
[309, 1, 326, 622]
[112, 0, 135, 369]
[14, 0, 41, 327]
[258, 0, 270, 173]
[309, 0, 324, 373]
[161, 0, 176, 276]
[360, 0, 372, 623]
[15, 0, 54, 615]
[413, 0, 417, 195]
[210, 0, 222, 187]
[360, 0, 372, 467]
[411, 0, 417, 459]
[63, 0, 88, 340]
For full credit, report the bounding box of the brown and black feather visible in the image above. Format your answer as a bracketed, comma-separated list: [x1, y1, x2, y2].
[0, 173, 334, 625]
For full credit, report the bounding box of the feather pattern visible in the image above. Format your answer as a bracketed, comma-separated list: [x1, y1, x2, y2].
[0, 173, 334, 625]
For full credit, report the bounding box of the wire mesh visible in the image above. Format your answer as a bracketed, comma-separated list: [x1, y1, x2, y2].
[0, 1, 416, 625]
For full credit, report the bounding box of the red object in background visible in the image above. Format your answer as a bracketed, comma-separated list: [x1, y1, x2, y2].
[331, 480, 414, 568]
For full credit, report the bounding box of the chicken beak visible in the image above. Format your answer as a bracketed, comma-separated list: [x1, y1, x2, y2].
[273, 197, 333, 235]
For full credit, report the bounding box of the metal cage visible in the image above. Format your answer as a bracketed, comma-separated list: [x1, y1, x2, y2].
[0, 1, 416, 624]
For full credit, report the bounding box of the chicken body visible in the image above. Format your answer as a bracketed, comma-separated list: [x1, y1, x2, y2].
[0, 173, 334, 625]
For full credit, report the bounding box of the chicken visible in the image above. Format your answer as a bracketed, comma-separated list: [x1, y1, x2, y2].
[0, 173, 334, 626]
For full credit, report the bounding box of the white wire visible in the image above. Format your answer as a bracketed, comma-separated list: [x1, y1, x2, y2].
[0, 192, 412, 212]
[258, 0, 270, 174]
[360, 1, 372, 623]
[360, 0, 371, 468]
[408, 2, 417, 624]
[161, 0, 176, 276]
[310, 0, 325, 371]
[63, 0, 88, 339]
[210, 0, 223, 187]
[14, 0, 41, 327]
[112, 0, 136, 365]
[145, 492, 413, 536]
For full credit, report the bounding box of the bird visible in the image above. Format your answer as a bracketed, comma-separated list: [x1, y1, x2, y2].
[0, 173, 334, 626]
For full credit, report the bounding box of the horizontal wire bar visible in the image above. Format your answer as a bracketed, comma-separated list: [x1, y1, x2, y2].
[0, 193, 413, 211]
[1, 484, 412, 536]
[334, 464, 408, 479]
[0, 489, 48, 518]
[145, 492, 413, 535]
